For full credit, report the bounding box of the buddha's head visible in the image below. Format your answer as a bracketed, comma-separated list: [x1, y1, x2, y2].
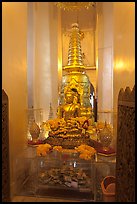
[65, 88, 79, 104]
[65, 92, 74, 104]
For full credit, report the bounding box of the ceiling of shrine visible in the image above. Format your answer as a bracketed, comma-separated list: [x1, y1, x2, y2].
[61, 6, 97, 32]
[35, 2, 97, 32]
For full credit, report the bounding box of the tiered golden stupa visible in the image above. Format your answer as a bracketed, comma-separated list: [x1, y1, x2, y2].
[44, 23, 95, 149]
[58, 23, 93, 118]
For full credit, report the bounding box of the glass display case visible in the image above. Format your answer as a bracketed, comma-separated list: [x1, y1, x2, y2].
[94, 155, 116, 202]
[15, 146, 37, 197]
[15, 146, 116, 202]
[36, 154, 95, 201]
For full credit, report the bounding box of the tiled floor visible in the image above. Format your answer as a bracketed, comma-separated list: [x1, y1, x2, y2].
[12, 196, 80, 202]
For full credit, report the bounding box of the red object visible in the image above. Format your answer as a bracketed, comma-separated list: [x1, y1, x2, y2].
[82, 120, 89, 129]
[27, 140, 44, 145]
[101, 176, 116, 202]
[91, 140, 116, 155]
[88, 139, 114, 155]
[97, 146, 116, 155]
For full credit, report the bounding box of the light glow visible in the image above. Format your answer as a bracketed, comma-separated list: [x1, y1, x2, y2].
[58, 57, 62, 80]
[114, 60, 124, 71]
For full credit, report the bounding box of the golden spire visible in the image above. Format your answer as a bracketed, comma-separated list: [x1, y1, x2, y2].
[64, 23, 85, 72]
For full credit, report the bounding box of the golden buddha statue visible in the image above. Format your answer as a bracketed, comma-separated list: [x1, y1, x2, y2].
[57, 88, 81, 121]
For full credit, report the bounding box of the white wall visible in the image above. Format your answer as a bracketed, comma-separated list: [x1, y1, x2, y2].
[28, 2, 59, 120]
[2, 2, 28, 197]
[113, 2, 135, 111]
[96, 2, 135, 148]
[112, 2, 135, 148]
[96, 2, 113, 123]
[49, 3, 59, 117]
[27, 2, 35, 108]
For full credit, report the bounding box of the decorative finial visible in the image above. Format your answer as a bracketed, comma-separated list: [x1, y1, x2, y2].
[64, 23, 85, 72]
[71, 23, 79, 28]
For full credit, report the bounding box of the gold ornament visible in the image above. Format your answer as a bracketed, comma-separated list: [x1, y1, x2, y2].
[55, 2, 96, 11]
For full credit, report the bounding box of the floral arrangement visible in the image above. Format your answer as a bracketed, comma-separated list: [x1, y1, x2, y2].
[53, 146, 63, 152]
[75, 144, 96, 160]
[36, 143, 52, 156]
[36, 143, 96, 161]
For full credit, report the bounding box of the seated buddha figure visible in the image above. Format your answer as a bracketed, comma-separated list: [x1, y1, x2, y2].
[57, 89, 81, 121]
